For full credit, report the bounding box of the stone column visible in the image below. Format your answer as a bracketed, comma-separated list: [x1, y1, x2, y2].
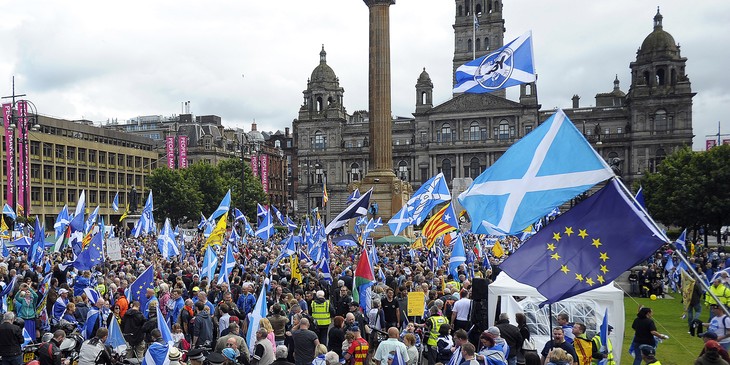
[364, 0, 395, 173]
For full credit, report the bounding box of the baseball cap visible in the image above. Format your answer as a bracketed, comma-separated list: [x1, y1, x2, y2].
[639, 344, 655, 357]
[706, 340, 723, 352]
[702, 332, 719, 340]
[58, 288, 69, 295]
[187, 349, 205, 361]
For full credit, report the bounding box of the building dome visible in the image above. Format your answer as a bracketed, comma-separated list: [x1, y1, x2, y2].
[637, 8, 679, 61]
[416, 68, 433, 88]
[309, 45, 338, 85]
[247, 121, 265, 144]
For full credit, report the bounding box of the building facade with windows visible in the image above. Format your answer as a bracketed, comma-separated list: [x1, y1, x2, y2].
[293, 4, 693, 219]
[2, 115, 158, 229]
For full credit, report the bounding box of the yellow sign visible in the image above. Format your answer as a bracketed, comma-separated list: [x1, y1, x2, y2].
[407, 291, 426, 317]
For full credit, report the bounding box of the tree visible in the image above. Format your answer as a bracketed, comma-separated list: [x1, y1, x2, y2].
[216, 158, 267, 219]
[145, 167, 203, 224]
[182, 162, 228, 218]
[640, 145, 730, 242]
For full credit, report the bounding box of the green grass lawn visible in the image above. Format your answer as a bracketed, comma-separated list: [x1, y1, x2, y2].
[621, 295, 707, 365]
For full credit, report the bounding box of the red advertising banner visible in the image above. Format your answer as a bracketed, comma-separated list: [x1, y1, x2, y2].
[166, 136, 175, 169]
[251, 154, 259, 178]
[178, 136, 188, 168]
[2, 104, 14, 208]
[261, 154, 269, 194]
[707, 139, 717, 151]
[17, 101, 28, 214]
[723, 139, 730, 146]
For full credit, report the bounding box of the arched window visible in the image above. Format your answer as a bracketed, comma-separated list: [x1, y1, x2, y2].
[649, 148, 667, 173]
[469, 122, 480, 141]
[643, 71, 651, 85]
[420, 91, 427, 105]
[655, 110, 667, 131]
[274, 140, 281, 148]
[475, 3, 482, 15]
[467, 39, 473, 53]
[497, 120, 510, 140]
[398, 160, 409, 181]
[475, 38, 481, 52]
[656, 68, 666, 85]
[316, 97, 323, 112]
[314, 130, 326, 149]
[441, 159, 453, 182]
[350, 163, 361, 182]
[484, 37, 490, 50]
[315, 163, 324, 184]
[608, 151, 619, 159]
[439, 123, 452, 143]
[469, 157, 481, 178]
[458, 5, 463, 17]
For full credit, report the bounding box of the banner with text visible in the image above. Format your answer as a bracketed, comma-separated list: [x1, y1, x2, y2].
[107, 237, 123, 261]
[166, 136, 175, 169]
[251, 154, 259, 178]
[17, 101, 28, 214]
[178, 135, 188, 168]
[261, 154, 269, 194]
[707, 139, 718, 151]
[2, 104, 14, 209]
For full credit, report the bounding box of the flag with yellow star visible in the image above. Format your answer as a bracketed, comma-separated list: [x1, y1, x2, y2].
[499, 179, 666, 305]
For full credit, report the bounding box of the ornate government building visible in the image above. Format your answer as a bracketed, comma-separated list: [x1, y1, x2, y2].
[293, 2, 693, 221]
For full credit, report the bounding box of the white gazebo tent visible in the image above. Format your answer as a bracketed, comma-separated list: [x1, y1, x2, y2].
[487, 272, 625, 364]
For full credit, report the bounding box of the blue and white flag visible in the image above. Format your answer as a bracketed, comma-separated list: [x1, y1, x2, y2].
[454, 31, 536, 93]
[598, 308, 610, 365]
[674, 228, 687, 252]
[388, 207, 411, 236]
[233, 208, 245, 222]
[2, 204, 16, 221]
[210, 189, 231, 221]
[73, 232, 104, 271]
[242, 215, 255, 236]
[325, 188, 373, 234]
[197, 213, 209, 230]
[142, 339, 171, 365]
[246, 279, 268, 353]
[85, 206, 100, 234]
[217, 244, 236, 285]
[157, 218, 178, 260]
[28, 218, 45, 266]
[257, 203, 268, 221]
[449, 234, 466, 280]
[255, 207, 276, 241]
[346, 189, 361, 205]
[200, 247, 218, 281]
[635, 186, 646, 210]
[391, 173, 451, 233]
[271, 206, 286, 225]
[106, 313, 127, 354]
[286, 217, 297, 233]
[53, 205, 70, 240]
[83, 288, 101, 304]
[458, 109, 614, 235]
[112, 192, 119, 212]
[22, 328, 33, 349]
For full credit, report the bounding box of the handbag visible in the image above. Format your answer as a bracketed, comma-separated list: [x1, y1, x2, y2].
[522, 337, 537, 351]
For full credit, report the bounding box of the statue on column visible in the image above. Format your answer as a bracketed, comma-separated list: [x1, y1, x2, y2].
[129, 186, 138, 213]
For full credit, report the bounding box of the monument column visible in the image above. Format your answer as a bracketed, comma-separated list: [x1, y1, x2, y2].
[365, 0, 394, 172]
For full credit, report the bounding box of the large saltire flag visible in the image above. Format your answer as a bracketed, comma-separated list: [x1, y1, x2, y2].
[157, 218, 179, 260]
[53, 205, 70, 240]
[458, 109, 614, 235]
[255, 208, 276, 241]
[246, 279, 268, 353]
[112, 192, 120, 212]
[217, 243, 236, 285]
[204, 212, 228, 249]
[325, 188, 373, 234]
[422, 204, 457, 249]
[199, 246, 219, 281]
[352, 248, 375, 311]
[453, 31, 536, 93]
[389, 173, 451, 235]
[209, 189, 232, 221]
[499, 179, 666, 305]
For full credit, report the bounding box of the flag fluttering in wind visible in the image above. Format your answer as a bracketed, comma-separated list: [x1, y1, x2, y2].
[200, 246, 218, 282]
[674, 228, 687, 252]
[112, 192, 120, 212]
[204, 212, 228, 249]
[255, 208, 275, 241]
[353, 248, 375, 312]
[448, 234, 466, 280]
[217, 244, 236, 285]
[499, 179, 666, 305]
[246, 279, 268, 353]
[157, 218, 179, 260]
[346, 189, 361, 205]
[422, 204, 457, 249]
[127, 265, 155, 313]
[389, 173, 451, 235]
[458, 109, 614, 235]
[2, 204, 16, 221]
[210, 189, 231, 221]
[325, 188, 373, 234]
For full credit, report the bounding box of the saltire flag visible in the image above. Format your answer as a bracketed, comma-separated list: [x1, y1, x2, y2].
[112, 192, 119, 212]
[499, 179, 666, 305]
[271, 206, 286, 225]
[204, 212, 228, 249]
[352, 248, 375, 312]
[674, 228, 687, 252]
[2, 203, 16, 221]
[453, 30, 536, 93]
[316, 241, 332, 284]
[28, 217, 45, 266]
[217, 244, 236, 285]
[209, 189, 231, 221]
[200, 247, 218, 281]
[127, 265, 155, 314]
[255, 208, 276, 241]
[228, 226, 241, 244]
[286, 216, 297, 233]
[106, 313, 128, 355]
[75, 190, 86, 217]
[458, 109, 614, 235]
[1, 276, 17, 313]
[473, 14, 480, 30]
[157, 218, 179, 260]
[598, 308, 610, 365]
[325, 188, 373, 234]
[423, 204, 457, 249]
[242, 215, 255, 236]
[323, 178, 329, 207]
[85, 206, 100, 234]
[233, 208, 245, 222]
[138, 191, 155, 236]
[346, 189, 361, 204]
[449, 234, 466, 280]
[389, 173, 451, 235]
[246, 279, 268, 353]
[83, 288, 101, 305]
[54, 205, 70, 240]
[635, 186, 646, 210]
[73, 232, 104, 271]
[197, 213, 209, 230]
[22, 328, 33, 349]
[257, 203, 268, 221]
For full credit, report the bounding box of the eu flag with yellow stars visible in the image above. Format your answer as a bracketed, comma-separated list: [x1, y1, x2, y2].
[500, 179, 666, 305]
[72, 232, 105, 271]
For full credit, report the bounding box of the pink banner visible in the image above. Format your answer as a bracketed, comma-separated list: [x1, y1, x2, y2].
[723, 139, 730, 145]
[707, 139, 717, 151]
[178, 136, 188, 168]
[166, 136, 175, 169]
[251, 154, 259, 178]
[2, 104, 14, 209]
[261, 154, 269, 194]
[17, 101, 28, 214]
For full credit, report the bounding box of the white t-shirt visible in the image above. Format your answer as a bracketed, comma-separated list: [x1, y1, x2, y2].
[709, 314, 730, 345]
[452, 298, 472, 321]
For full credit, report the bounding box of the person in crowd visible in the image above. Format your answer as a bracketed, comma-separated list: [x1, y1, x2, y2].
[292, 318, 320, 365]
[0, 312, 24, 365]
[327, 316, 346, 358]
[78, 328, 113, 365]
[631, 307, 667, 365]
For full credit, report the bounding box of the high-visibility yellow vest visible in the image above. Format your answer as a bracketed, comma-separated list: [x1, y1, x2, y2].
[426, 315, 448, 346]
[446, 281, 461, 291]
[591, 336, 615, 365]
[706, 284, 730, 306]
[311, 300, 331, 326]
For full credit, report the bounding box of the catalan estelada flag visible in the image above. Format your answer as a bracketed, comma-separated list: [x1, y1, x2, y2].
[423, 204, 457, 249]
[323, 179, 329, 207]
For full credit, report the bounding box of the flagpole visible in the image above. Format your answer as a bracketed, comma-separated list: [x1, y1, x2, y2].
[471, 4, 476, 61]
[612, 177, 729, 315]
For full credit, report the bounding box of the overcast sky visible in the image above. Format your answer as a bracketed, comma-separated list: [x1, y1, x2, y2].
[1, 1, 727, 150]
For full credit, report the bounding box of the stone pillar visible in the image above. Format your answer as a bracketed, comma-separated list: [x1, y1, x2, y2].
[365, 0, 394, 173]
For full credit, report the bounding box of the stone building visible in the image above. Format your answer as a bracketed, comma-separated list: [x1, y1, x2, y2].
[293, 4, 692, 221]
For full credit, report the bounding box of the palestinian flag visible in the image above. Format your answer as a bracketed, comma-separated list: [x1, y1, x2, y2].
[352, 248, 375, 311]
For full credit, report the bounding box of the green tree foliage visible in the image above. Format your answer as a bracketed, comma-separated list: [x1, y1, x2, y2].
[145, 167, 203, 224]
[641, 145, 730, 241]
[216, 158, 267, 219]
[182, 163, 227, 218]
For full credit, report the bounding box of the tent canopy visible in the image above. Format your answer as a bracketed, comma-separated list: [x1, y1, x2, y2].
[487, 272, 625, 365]
[375, 235, 413, 245]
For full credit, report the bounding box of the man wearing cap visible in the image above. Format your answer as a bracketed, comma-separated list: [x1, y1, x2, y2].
[591, 325, 615, 365]
[344, 325, 369, 365]
[168, 347, 183, 365]
[311, 290, 334, 344]
[207, 352, 228, 365]
[703, 304, 730, 350]
[699, 332, 730, 364]
[540, 327, 577, 365]
[638, 344, 660, 365]
[52, 288, 70, 322]
[697, 340, 729, 365]
[486, 327, 509, 360]
[187, 348, 206, 365]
